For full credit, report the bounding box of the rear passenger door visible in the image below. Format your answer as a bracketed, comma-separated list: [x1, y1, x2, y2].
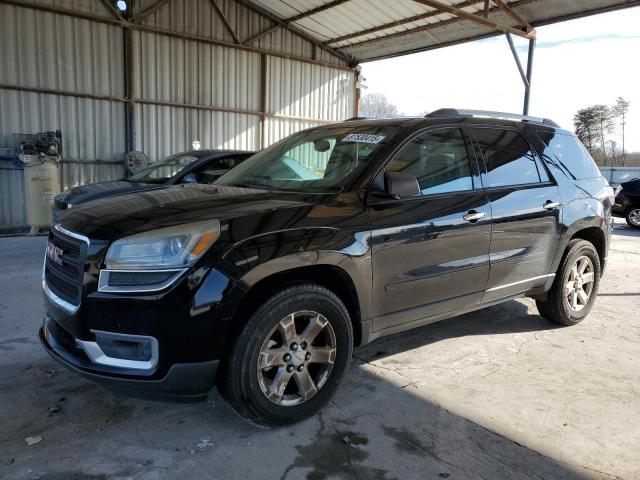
[470, 127, 562, 302]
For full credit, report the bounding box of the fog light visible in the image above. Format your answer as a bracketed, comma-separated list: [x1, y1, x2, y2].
[95, 332, 153, 361]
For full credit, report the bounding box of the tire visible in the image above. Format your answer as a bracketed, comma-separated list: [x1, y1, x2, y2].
[219, 283, 353, 426]
[625, 206, 640, 229]
[536, 239, 601, 326]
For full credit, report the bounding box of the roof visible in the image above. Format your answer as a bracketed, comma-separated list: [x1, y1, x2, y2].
[311, 109, 567, 132]
[247, 0, 640, 63]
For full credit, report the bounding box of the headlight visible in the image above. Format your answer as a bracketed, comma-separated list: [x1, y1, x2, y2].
[105, 220, 220, 270]
[614, 185, 622, 196]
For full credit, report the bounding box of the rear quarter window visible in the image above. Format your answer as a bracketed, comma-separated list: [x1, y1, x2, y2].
[537, 131, 601, 180]
[472, 128, 547, 188]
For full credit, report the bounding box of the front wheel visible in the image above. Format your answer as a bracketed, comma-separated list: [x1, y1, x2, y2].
[536, 239, 601, 326]
[219, 283, 353, 426]
[626, 206, 640, 229]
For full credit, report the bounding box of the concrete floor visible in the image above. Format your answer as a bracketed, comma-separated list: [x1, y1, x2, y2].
[1, 221, 639, 480]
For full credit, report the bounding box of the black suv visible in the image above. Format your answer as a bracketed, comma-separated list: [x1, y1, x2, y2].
[40, 109, 614, 425]
[613, 178, 640, 228]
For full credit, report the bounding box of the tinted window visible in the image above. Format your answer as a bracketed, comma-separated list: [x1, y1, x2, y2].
[386, 128, 474, 195]
[128, 154, 199, 184]
[537, 131, 601, 180]
[191, 156, 246, 184]
[216, 126, 399, 192]
[473, 128, 546, 187]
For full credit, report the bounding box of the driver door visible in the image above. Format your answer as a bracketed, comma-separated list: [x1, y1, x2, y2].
[369, 127, 492, 331]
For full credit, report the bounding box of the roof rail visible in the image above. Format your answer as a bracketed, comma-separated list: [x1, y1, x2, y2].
[345, 116, 368, 121]
[426, 108, 560, 128]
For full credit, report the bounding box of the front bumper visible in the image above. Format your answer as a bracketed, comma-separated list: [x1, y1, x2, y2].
[40, 316, 218, 401]
[41, 253, 245, 401]
[612, 203, 625, 216]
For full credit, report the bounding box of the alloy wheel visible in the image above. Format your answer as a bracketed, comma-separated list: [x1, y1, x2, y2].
[257, 310, 336, 406]
[565, 255, 595, 312]
[629, 208, 640, 226]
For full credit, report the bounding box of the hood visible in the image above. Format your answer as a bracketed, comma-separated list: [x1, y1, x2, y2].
[57, 180, 165, 206]
[58, 184, 318, 241]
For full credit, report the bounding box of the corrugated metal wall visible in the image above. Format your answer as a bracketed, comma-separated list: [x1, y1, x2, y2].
[0, 164, 26, 228]
[0, 0, 355, 229]
[133, 28, 263, 158]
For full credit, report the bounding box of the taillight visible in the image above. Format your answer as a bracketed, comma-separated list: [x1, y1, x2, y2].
[605, 186, 615, 205]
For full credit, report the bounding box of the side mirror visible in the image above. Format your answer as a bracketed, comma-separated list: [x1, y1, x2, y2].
[367, 171, 420, 203]
[384, 171, 420, 199]
[181, 173, 197, 184]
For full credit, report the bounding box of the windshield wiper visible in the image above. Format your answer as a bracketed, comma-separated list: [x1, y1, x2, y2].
[231, 182, 279, 191]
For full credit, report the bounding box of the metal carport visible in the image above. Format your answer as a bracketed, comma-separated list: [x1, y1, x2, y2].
[0, 0, 638, 230]
[247, 0, 640, 114]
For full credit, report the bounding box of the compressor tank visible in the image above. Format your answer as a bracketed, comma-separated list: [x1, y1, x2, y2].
[22, 155, 60, 231]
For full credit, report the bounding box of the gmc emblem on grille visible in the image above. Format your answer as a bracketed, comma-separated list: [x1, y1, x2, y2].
[46, 241, 64, 265]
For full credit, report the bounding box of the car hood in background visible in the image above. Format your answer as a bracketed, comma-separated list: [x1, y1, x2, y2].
[58, 184, 322, 241]
[57, 181, 165, 206]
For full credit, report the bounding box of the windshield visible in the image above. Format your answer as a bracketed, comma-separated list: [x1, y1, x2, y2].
[127, 153, 200, 184]
[214, 126, 399, 193]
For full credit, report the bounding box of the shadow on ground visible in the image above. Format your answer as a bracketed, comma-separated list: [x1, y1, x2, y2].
[612, 223, 640, 238]
[355, 300, 559, 363]
[0, 295, 588, 479]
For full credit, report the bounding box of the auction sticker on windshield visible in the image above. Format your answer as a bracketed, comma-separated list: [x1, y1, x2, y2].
[342, 134, 385, 144]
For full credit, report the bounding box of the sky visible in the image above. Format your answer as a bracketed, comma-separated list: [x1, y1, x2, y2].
[360, 7, 640, 151]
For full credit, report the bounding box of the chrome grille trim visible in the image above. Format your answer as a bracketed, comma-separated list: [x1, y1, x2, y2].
[97, 269, 187, 293]
[54, 224, 90, 245]
[42, 278, 80, 314]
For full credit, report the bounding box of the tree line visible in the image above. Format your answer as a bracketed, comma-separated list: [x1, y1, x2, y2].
[361, 93, 638, 167]
[574, 97, 636, 166]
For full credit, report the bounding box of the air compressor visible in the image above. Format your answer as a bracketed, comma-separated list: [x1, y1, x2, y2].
[17, 131, 62, 233]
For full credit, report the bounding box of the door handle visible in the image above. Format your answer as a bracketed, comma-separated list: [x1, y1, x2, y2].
[463, 211, 486, 222]
[543, 201, 560, 210]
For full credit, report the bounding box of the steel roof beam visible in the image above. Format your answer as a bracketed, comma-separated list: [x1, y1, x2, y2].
[412, 0, 534, 39]
[323, 0, 486, 46]
[343, 0, 536, 49]
[243, 24, 280, 45]
[0, 0, 354, 72]
[0, 0, 122, 25]
[98, 0, 125, 22]
[232, 0, 354, 64]
[208, 0, 240, 44]
[129, 22, 355, 71]
[244, 0, 352, 45]
[483, 0, 490, 17]
[492, 0, 532, 32]
[129, 0, 172, 23]
[288, 0, 352, 22]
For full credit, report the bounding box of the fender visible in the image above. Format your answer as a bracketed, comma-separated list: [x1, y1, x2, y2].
[541, 196, 609, 292]
[220, 227, 373, 323]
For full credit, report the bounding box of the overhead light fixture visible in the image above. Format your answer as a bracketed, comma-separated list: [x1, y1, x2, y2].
[116, 0, 127, 11]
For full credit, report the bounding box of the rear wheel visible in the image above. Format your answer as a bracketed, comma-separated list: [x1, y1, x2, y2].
[536, 239, 601, 326]
[626, 206, 640, 229]
[219, 283, 353, 425]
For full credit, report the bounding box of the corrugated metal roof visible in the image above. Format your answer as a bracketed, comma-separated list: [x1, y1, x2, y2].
[248, 0, 640, 62]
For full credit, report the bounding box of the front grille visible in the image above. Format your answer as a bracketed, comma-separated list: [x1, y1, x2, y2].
[44, 227, 87, 307]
